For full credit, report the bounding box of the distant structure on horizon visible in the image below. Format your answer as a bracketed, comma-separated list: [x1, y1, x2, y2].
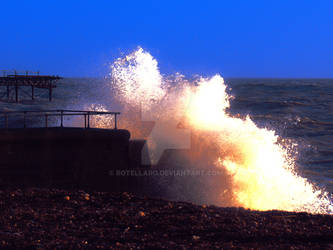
[0, 70, 62, 102]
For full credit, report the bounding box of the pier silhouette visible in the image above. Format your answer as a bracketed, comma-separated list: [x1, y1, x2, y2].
[0, 70, 62, 102]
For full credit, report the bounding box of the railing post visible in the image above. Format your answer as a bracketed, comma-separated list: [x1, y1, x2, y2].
[87, 112, 90, 128]
[60, 110, 64, 127]
[15, 85, 18, 103]
[23, 111, 26, 128]
[5, 114, 8, 129]
[31, 86, 34, 100]
[114, 113, 118, 129]
[84, 114, 87, 128]
[49, 86, 52, 102]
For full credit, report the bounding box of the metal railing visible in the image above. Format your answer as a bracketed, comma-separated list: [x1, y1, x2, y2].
[0, 110, 120, 129]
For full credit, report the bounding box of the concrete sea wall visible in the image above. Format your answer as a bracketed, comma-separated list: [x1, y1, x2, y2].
[0, 128, 140, 191]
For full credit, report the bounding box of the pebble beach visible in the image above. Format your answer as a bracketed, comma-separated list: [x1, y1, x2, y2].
[1, 188, 333, 249]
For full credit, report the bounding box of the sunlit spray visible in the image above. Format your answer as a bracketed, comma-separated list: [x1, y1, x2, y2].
[107, 47, 333, 214]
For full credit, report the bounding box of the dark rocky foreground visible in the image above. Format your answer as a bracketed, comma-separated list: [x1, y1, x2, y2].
[0, 188, 333, 249]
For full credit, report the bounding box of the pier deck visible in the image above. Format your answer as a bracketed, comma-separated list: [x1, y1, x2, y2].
[0, 71, 62, 102]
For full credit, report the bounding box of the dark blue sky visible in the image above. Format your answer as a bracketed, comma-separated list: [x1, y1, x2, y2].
[1, 0, 332, 78]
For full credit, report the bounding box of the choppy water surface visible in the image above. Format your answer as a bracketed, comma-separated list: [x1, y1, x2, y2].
[227, 78, 333, 193]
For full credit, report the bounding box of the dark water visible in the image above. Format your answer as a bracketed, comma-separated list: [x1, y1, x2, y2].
[0, 78, 332, 193]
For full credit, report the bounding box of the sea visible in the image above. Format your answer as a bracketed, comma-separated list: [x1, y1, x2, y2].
[0, 77, 332, 196]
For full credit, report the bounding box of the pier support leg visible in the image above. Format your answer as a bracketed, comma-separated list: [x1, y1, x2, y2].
[31, 86, 34, 100]
[49, 86, 52, 101]
[15, 85, 18, 103]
